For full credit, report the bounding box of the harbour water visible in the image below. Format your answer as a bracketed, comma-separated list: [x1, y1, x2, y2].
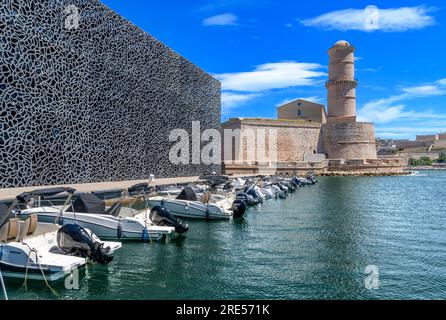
[4, 171, 446, 300]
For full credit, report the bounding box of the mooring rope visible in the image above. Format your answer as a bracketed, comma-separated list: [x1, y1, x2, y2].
[22, 245, 58, 297]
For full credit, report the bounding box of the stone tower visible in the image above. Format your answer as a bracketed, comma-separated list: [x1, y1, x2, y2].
[326, 40, 357, 118]
[323, 41, 378, 160]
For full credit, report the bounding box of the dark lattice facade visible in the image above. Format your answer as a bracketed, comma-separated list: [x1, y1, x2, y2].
[0, 0, 221, 188]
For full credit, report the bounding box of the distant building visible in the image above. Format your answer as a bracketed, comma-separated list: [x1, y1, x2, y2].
[416, 135, 439, 142]
[277, 99, 327, 123]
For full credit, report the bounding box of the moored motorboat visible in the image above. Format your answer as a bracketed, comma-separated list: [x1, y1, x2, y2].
[149, 187, 233, 220]
[18, 186, 177, 242]
[0, 200, 120, 282]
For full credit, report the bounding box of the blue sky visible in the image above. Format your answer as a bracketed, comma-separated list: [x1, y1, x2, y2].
[101, 0, 446, 140]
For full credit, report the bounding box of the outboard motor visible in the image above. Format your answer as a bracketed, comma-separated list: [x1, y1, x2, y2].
[231, 199, 247, 218]
[291, 177, 302, 187]
[308, 175, 318, 184]
[306, 176, 317, 185]
[57, 224, 114, 265]
[149, 206, 189, 234]
[273, 185, 287, 199]
[287, 183, 296, 193]
[236, 193, 258, 206]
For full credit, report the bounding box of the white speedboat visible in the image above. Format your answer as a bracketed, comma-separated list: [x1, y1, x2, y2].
[259, 187, 275, 200]
[18, 186, 177, 242]
[0, 201, 120, 281]
[149, 187, 233, 220]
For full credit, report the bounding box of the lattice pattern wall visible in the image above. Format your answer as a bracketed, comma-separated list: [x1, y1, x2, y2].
[0, 0, 221, 188]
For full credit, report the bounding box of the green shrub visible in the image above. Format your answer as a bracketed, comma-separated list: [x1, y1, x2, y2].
[409, 157, 432, 166]
[420, 156, 433, 165]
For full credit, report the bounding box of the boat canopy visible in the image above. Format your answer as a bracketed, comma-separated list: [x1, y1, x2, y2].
[200, 175, 229, 185]
[17, 187, 76, 203]
[176, 187, 198, 202]
[128, 183, 149, 194]
[66, 193, 105, 214]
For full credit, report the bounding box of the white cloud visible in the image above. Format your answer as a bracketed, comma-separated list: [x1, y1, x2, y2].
[221, 92, 259, 114]
[301, 6, 436, 32]
[375, 125, 446, 139]
[358, 78, 446, 124]
[436, 78, 446, 86]
[203, 13, 238, 26]
[403, 85, 445, 96]
[357, 67, 382, 72]
[215, 61, 326, 92]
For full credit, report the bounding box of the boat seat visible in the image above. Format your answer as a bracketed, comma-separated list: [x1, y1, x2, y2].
[0, 218, 19, 243]
[28, 214, 38, 235]
[19, 214, 38, 240]
[200, 192, 211, 204]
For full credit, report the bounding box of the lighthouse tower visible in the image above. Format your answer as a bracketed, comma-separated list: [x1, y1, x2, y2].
[326, 40, 358, 118]
[323, 40, 377, 160]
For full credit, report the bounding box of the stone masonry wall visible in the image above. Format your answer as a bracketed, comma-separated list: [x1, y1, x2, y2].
[221, 119, 323, 163]
[323, 118, 377, 159]
[0, 0, 221, 188]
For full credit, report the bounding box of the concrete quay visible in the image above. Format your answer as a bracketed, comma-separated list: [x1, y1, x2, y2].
[0, 176, 204, 202]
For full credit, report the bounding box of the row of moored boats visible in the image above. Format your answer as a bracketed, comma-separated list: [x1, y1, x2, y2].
[0, 174, 318, 294]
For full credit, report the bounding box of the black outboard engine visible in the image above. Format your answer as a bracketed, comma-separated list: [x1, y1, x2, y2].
[231, 199, 247, 218]
[308, 175, 318, 184]
[57, 224, 114, 265]
[306, 175, 318, 185]
[287, 183, 296, 193]
[149, 206, 189, 234]
[292, 177, 305, 187]
[236, 193, 258, 206]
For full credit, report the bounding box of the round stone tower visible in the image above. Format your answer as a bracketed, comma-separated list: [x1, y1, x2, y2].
[323, 40, 378, 160]
[326, 40, 358, 118]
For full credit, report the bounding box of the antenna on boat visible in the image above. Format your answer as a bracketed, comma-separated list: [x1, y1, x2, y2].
[59, 189, 76, 225]
[147, 175, 156, 221]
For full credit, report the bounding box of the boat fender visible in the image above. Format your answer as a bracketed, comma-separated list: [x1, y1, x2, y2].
[117, 223, 122, 240]
[58, 216, 64, 226]
[185, 202, 189, 210]
[142, 227, 149, 242]
[206, 207, 210, 220]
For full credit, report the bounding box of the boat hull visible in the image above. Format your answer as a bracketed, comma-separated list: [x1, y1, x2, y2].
[0, 230, 87, 282]
[19, 208, 174, 242]
[149, 198, 232, 220]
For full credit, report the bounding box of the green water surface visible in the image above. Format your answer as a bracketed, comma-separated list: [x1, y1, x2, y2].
[4, 171, 446, 300]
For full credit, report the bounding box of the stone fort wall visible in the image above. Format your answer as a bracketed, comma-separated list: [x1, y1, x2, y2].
[322, 118, 377, 159]
[0, 0, 221, 188]
[222, 119, 323, 163]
